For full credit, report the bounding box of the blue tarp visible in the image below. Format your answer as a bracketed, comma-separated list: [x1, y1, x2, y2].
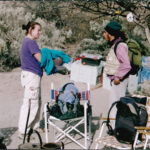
[138, 56, 150, 83]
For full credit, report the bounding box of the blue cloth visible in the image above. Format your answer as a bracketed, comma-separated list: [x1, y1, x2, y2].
[40, 48, 70, 75]
[58, 83, 79, 104]
[138, 56, 150, 83]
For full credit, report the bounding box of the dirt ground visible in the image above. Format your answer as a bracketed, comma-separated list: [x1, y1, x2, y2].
[0, 67, 110, 149]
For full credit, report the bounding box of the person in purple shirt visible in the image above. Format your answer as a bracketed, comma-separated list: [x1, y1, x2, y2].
[18, 21, 43, 138]
[103, 21, 131, 119]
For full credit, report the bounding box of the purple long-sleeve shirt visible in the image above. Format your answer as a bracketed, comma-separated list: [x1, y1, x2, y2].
[109, 39, 131, 80]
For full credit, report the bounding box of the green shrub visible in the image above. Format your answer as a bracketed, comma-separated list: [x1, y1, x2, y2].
[0, 2, 149, 72]
[77, 19, 149, 58]
[0, 48, 20, 72]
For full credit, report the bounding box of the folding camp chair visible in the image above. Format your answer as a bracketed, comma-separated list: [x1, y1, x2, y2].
[95, 95, 150, 149]
[44, 82, 92, 149]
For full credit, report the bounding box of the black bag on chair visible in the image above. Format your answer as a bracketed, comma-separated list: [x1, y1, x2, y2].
[106, 96, 148, 144]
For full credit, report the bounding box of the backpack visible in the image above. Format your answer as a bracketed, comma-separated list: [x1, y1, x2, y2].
[52, 82, 84, 120]
[57, 82, 79, 114]
[114, 39, 142, 75]
[107, 96, 148, 144]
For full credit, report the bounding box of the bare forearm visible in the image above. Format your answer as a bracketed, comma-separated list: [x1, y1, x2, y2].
[34, 53, 41, 63]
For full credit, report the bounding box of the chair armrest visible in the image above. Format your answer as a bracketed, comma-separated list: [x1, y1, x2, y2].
[135, 126, 150, 130]
[136, 130, 150, 135]
[101, 117, 115, 121]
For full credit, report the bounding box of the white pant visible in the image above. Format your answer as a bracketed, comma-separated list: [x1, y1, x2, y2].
[108, 77, 128, 119]
[18, 70, 41, 134]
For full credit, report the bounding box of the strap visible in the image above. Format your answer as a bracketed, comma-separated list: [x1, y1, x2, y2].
[23, 99, 31, 144]
[56, 82, 74, 103]
[27, 129, 43, 149]
[22, 99, 43, 149]
[106, 101, 119, 135]
[107, 101, 119, 124]
[61, 82, 74, 92]
[114, 40, 124, 56]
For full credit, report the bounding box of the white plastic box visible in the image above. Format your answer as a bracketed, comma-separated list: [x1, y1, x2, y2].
[103, 72, 138, 93]
[70, 60, 103, 85]
[127, 75, 138, 94]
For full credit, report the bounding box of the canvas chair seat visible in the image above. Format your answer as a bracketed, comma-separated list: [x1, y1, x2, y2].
[96, 135, 145, 149]
[44, 82, 92, 149]
[95, 95, 150, 150]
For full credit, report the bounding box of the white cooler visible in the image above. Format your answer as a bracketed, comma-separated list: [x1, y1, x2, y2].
[70, 60, 103, 85]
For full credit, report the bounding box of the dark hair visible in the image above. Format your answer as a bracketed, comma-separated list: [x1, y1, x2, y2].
[114, 31, 128, 41]
[120, 31, 128, 41]
[22, 21, 41, 35]
[108, 31, 128, 47]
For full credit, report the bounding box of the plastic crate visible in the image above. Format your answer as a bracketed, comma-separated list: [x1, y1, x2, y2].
[80, 52, 103, 66]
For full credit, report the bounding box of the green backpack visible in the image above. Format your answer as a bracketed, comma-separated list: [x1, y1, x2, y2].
[114, 39, 142, 75]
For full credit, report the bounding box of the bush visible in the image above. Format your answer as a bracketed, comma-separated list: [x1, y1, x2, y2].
[77, 19, 149, 58]
[0, 48, 20, 72]
[0, 2, 70, 71]
[0, 2, 150, 72]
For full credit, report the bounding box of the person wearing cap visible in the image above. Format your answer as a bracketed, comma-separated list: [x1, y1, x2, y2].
[103, 21, 131, 118]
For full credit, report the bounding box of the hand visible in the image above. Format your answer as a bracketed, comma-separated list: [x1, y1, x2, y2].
[114, 78, 120, 85]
